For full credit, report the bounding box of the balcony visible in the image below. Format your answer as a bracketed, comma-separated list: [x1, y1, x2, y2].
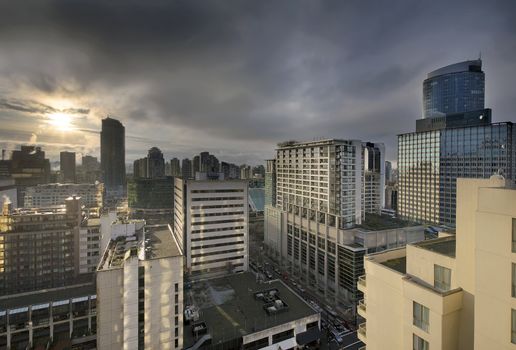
[357, 275, 366, 292]
[357, 299, 366, 318]
[357, 322, 366, 343]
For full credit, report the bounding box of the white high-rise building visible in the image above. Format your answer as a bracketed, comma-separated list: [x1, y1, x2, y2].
[97, 225, 184, 350]
[173, 177, 249, 279]
[23, 182, 104, 208]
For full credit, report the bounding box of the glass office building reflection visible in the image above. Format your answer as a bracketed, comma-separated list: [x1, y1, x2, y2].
[423, 60, 484, 118]
[399, 120, 515, 226]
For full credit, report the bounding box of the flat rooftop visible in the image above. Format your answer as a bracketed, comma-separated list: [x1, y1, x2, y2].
[356, 214, 419, 231]
[184, 272, 318, 348]
[381, 256, 407, 274]
[98, 225, 181, 270]
[0, 281, 96, 310]
[413, 237, 456, 258]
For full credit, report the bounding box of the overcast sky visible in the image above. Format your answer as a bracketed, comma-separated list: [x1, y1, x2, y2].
[0, 0, 515, 166]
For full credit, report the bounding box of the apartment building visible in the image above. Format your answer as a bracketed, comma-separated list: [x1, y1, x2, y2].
[96, 226, 183, 350]
[0, 197, 86, 295]
[362, 143, 385, 215]
[173, 177, 249, 279]
[358, 175, 516, 350]
[24, 182, 104, 208]
[79, 217, 101, 274]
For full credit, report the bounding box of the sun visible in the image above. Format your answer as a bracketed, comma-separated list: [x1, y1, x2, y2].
[48, 112, 73, 131]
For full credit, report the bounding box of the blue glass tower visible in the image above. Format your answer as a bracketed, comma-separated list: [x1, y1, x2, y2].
[423, 60, 485, 118]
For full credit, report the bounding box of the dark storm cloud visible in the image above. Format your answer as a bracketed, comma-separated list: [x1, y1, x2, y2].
[0, 0, 515, 163]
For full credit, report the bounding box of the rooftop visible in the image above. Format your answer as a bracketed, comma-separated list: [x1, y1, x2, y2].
[413, 236, 456, 258]
[97, 225, 182, 270]
[0, 281, 96, 310]
[184, 272, 318, 348]
[356, 214, 419, 231]
[426, 59, 482, 79]
[381, 256, 407, 274]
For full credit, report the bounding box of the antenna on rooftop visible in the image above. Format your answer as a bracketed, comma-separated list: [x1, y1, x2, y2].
[479, 51, 482, 60]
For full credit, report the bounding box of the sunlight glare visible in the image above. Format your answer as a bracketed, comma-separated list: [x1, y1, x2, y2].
[48, 112, 73, 131]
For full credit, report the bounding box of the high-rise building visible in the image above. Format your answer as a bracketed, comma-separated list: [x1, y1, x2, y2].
[128, 177, 174, 209]
[240, 164, 252, 180]
[173, 178, 249, 280]
[101, 117, 126, 196]
[0, 197, 91, 295]
[97, 226, 183, 350]
[264, 139, 419, 304]
[133, 157, 148, 179]
[357, 175, 515, 350]
[265, 159, 276, 208]
[171, 158, 181, 177]
[362, 142, 385, 214]
[181, 158, 193, 179]
[192, 155, 200, 176]
[60, 151, 76, 183]
[398, 60, 515, 226]
[385, 160, 392, 182]
[423, 59, 484, 118]
[147, 147, 165, 179]
[80, 155, 101, 183]
[82, 155, 99, 172]
[24, 182, 103, 208]
[398, 110, 515, 226]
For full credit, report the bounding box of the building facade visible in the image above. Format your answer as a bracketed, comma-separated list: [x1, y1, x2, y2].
[398, 117, 515, 226]
[423, 59, 484, 118]
[358, 175, 516, 350]
[171, 158, 181, 177]
[60, 151, 76, 183]
[362, 143, 385, 215]
[181, 158, 193, 179]
[97, 227, 183, 350]
[100, 117, 126, 196]
[23, 183, 103, 209]
[173, 178, 249, 279]
[147, 147, 165, 179]
[0, 197, 85, 295]
[265, 159, 276, 207]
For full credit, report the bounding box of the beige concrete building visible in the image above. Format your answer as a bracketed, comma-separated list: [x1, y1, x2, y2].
[358, 175, 516, 350]
[96, 225, 183, 350]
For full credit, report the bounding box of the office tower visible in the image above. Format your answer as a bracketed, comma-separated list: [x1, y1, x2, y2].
[193, 155, 200, 175]
[171, 157, 181, 177]
[240, 164, 251, 179]
[9, 145, 51, 206]
[128, 177, 174, 209]
[82, 155, 99, 172]
[0, 197, 87, 295]
[265, 159, 276, 207]
[198, 151, 210, 173]
[264, 139, 419, 304]
[24, 183, 104, 208]
[60, 151, 76, 183]
[423, 59, 484, 118]
[181, 158, 193, 179]
[362, 142, 385, 214]
[133, 157, 148, 179]
[100, 117, 126, 196]
[398, 110, 514, 226]
[357, 175, 515, 350]
[80, 154, 101, 183]
[97, 226, 183, 350]
[182, 272, 321, 350]
[385, 160, 392, 182]
[173, 178, 249, 279]
[147, 147, 165, 179]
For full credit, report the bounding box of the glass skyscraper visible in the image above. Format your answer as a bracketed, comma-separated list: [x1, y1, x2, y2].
[423, 59, 484, 118]
[399, 120, 515, 226]
[399, 59, 515, 227]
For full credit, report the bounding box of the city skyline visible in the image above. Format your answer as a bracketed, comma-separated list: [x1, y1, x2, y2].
[0, 1, 515, 166]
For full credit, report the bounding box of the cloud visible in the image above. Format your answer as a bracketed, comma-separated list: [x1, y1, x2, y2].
[0, 0, 515, 165]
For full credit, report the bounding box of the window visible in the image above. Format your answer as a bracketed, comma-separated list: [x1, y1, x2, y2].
[512, 219, 516, 253]
[413, 302, 429, 332]
[512, 309, 516, 344]
[513, 264, 516, 298]
[434, 265, 451, 291]
[413, 334, 429, 350]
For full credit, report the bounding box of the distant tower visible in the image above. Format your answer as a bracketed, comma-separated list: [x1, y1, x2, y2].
[147, 147, 165, 179]
[60, 151, 76, 183]
[101, 117, 126, 196]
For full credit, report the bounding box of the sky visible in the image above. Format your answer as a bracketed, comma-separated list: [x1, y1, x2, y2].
[0, 0, 515, 167]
